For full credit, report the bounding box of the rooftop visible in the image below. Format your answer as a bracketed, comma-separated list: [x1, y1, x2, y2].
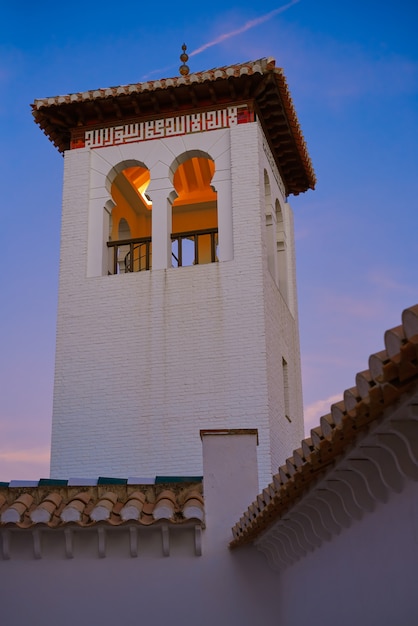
[31, 57, 316, 196]
[0, 480, 204, 558]
[231, 303, 418, 552]
[0, 480, 204, 530]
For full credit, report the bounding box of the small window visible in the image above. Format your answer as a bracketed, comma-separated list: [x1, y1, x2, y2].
[282, 357, 291, 422]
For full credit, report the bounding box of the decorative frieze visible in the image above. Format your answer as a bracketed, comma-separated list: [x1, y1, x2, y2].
[71, 105, 254, 149]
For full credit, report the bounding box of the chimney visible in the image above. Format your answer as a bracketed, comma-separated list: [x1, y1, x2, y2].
[201, 429, 259, 541]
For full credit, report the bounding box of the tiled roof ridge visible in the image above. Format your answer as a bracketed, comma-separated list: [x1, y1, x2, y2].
[0, 482, 204, 530]
[230, 303, 418, 547]
[31, 57, 275, 109]
[31, 56, 315, 194]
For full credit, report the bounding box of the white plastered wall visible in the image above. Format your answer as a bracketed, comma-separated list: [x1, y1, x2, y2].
[51, 121, 303, 487]
[276, 478, 418, 626]
[0, 433, 280, 626]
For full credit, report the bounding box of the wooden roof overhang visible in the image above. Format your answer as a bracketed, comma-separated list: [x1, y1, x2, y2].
[31, 58, 316, 196]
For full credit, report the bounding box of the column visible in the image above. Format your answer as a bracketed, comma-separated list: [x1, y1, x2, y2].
[147, 179, 173, 270]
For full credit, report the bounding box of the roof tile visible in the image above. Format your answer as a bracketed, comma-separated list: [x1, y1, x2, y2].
[230, 304, 418, 548]
[0, 482, 204, 531]
[403, 305, 418, 339]
[31, 57, 315, 196]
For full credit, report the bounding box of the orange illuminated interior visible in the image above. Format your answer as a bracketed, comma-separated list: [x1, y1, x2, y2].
[172, 157, 217, 264]
[172, 157, 218, 263]
[109, 166, 152, 241]
[108, 159, 218, 268]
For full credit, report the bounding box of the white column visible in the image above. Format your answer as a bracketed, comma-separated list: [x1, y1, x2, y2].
[213, 175, 233, 262]
[147, 180, 173, 270]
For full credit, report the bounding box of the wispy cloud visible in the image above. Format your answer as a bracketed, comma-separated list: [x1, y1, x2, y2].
[142, 63, 177, 80]
[0, 447, 50, 481]
[0, 448, 50, 464]
[304, 393, 341, 435]
[367, 268, 416, 295]
[143, 1, 301, 79]
[325, 293, 380, 320]
[190, 1, 300, 57]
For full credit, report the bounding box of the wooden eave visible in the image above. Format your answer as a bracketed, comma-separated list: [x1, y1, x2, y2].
[31, 58, 316, 196]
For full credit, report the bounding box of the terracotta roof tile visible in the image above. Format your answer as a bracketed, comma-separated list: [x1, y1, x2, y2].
[61, 492, 92, 523]
[120, 491, 146, 521]
[90, 492, 118, 522]
[153, 490, 177, 520]
[403, 304, 418, 338]
[30, 493, 62, 524]
[1, 493, 34, 524]
[140, 501, 156, 525]
[231, 303, 418, 548]
[0, 482, 204, 531]
[183, 490, 204, 522]
[31, 57, 315, 196]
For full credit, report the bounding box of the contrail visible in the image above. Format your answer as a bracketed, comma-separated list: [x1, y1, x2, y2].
[190, 0, 300, 57]
[142, 1, 300, 79]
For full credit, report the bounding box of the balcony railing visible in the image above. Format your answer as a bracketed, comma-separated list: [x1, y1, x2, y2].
[107, 237, 151, 274]
[107, 228, 218, 274]
[171, 228, 218, 267]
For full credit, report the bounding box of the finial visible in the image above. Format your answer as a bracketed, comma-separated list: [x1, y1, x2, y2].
[179, 43, 190, 76]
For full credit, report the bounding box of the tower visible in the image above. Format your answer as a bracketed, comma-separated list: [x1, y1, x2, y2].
[32, 55, 315, 486]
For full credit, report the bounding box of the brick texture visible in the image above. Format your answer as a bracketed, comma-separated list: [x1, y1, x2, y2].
[51, 122, 303, 488]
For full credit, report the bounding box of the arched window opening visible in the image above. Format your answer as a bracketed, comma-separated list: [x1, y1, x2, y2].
[276, 200, 288, 302]
[112, 218, 132, 273]
[118, 217, 131, 239]
[171, 156, 218, 267]
[264, 171, 277, 281]
[107, 165, 152, 274]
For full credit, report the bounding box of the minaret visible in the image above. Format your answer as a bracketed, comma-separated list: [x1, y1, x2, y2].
[32, 52, 315, 486]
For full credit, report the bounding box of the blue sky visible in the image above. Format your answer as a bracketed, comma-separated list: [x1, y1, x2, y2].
[0, 0, 417, 480]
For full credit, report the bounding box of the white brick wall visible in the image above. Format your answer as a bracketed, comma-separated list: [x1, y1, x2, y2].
[51, 121, 303, 487]
[258, 125, 304, 475]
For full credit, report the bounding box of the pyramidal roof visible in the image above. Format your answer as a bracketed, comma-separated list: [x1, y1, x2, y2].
[31, 57, 316, 196]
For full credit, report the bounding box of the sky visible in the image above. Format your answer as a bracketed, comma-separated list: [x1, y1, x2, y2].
[0, 0, 417, 481]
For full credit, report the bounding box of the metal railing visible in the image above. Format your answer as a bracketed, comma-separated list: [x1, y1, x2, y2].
[107, 237, 151, 274]
[171, 228, 218, 267]
[107, 228, 218, 274]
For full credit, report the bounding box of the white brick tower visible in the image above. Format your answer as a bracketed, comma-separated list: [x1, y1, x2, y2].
[32, 56, 315, 486]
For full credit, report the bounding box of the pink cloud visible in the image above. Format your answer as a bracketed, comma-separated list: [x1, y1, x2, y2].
[0, 448, 50, 482]
[326, 294, 380, 319]
[366, 269, 416, 295]
[304, 393, 341, 435]
[0, 449, 50, 463]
